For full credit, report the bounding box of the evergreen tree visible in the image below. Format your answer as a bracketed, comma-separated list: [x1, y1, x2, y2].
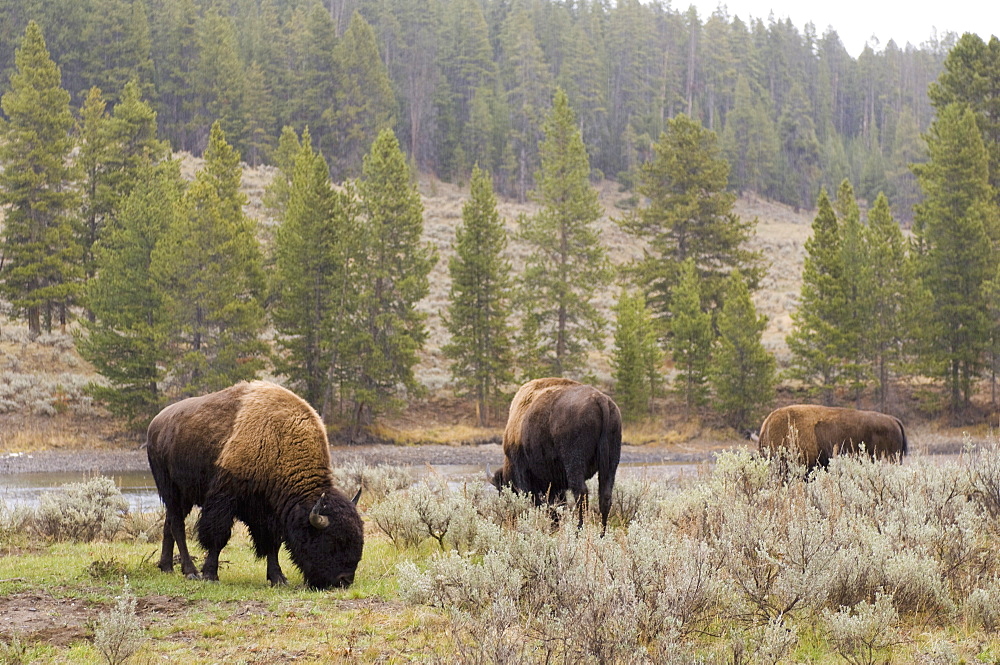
[864, 192, 915, 411]
[785, 188, 848, 404]
[611, 289, 662, 423]
[835, 179, 872, 399]
[77, 79, 167, 293]
[151, 121, 267, 396]
[263, 125, 301, 219]
[78, 162, 183, 427]
[329, 12, 396, 179]
[722, 75, 779, 196]
[0, 21, 81, 336]
[622, 113, 764, 328]
[516, 88, 611, 378]
[77, 87, 115, 288]
[443, 166, 514, 425]
[193, 10, 247, 152]
[911, 103, 998, 414]
[928, 34, 1000, 197]
[497, 7, 553, 200]
[709, 269, 776, 431]
[346, 129, 437, 428]
[777, 81, 821, 208]
[669, 258, 713, 412]
[271, 129, 360, 413]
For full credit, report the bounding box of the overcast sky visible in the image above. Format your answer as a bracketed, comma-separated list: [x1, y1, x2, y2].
[686, 0, 998, 58]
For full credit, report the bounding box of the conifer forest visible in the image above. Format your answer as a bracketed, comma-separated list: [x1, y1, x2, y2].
[0, 0, 999, 433]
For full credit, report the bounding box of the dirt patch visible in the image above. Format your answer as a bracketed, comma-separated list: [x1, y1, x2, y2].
[0, 592, 103, 647]
[0, 591, 202, 648]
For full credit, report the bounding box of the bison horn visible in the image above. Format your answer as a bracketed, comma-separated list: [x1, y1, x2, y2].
[309, 494, 330, 530]
[351, 487, 361, 505]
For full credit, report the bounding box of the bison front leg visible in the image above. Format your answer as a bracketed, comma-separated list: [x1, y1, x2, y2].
[245, 519, 287, 586]
[265, 544, 287, 586]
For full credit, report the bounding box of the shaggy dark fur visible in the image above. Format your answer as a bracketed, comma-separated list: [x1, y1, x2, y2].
[146, 381, 363, 588]
[757, 404, 908, 469]
[492, 377, 622, 533]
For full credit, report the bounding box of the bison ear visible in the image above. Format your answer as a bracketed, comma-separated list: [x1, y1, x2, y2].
[351, 487, 361, 505]
[309, 493, 330, 530]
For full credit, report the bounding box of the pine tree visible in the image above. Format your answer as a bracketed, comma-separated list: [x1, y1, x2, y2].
[835, 179, 873, 399]
[151, 121, 267, 396]
[785, 188, 848, 404]
[78, 162, 183, 426]
[0, 21, 81, 336]
[621, 113, 764, 329]
[77, 86, 115, 287]
[271, 129, 361, 413]
[262, 125, 301, 219]
[193, 10, 247, 151]
[928, 34, 1000, 196]
[515, 88, 611, 378]
[709, 269, 776, 431]
[497, 8, 553, 200]
[864, 192, 915, 411]
[669, 258, 713, 412]
[346, 129, 437, 428]
[329, 12, 396, 179]
[911, 103, 998, 414]
[443, 166, 514, 425]
[77, 79, 167, 293]
[611, 289, 662, 423]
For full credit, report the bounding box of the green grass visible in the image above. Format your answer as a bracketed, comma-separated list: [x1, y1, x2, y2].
[0, 524, 453, 664]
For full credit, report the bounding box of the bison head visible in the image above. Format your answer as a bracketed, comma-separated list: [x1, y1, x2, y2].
[286, 488, 364, 589]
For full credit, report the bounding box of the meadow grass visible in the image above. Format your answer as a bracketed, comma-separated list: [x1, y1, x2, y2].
[6, 451, 1000, 664]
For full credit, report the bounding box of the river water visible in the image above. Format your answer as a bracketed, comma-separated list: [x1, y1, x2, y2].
[0, 461, 707, 511]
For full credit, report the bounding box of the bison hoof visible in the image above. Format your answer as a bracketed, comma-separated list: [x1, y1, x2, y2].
[269, 576, 288, 587]
[184, 572, 201, 580]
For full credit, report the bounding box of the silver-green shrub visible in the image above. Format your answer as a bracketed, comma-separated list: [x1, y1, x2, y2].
[822, 593, 902, 665]
[93, 577, 144, 665]
[330, 462, 412, 506]
[384, 437, 1000, 659]
[34, 476, 129, 542]
[963, 577, 1000, 632]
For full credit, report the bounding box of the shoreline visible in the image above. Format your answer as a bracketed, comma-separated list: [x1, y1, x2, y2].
[0, 442, 722, 476]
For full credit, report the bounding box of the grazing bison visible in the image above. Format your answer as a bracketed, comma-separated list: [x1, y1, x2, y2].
[146, 381, 363, 588]
[491, 378, 622, 532]
[756, 404, 908, 469]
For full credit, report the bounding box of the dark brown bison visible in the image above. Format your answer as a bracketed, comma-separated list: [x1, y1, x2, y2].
[756, 404, 908, 469]
[491, 377, 622, 532]
[146, 381, 363, 588]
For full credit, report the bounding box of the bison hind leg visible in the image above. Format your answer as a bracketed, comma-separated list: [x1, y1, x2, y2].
[159, 501, 199, 578]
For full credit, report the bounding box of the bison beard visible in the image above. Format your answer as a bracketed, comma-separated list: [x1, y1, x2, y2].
[756, 404, 908, 470]
[146, 381, 364, 588]
[492, 378, 622, 533]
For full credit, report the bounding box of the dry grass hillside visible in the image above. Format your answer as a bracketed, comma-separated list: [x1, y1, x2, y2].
[0, 155, 822, 450]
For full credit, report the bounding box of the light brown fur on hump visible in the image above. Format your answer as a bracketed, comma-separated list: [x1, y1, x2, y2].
[503, 378, 581, 451]
[217, 381, 331, 480]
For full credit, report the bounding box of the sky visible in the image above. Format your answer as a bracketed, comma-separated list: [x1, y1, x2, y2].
[687, 0, 999, 58]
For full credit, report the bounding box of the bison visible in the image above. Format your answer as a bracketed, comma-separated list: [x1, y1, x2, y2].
[755, 404, 908, 469]
[146, 381, 363, 588]
[491, 377, 622, 533]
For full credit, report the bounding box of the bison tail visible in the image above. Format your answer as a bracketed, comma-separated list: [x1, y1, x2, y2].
[898, 418, 909, 457]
